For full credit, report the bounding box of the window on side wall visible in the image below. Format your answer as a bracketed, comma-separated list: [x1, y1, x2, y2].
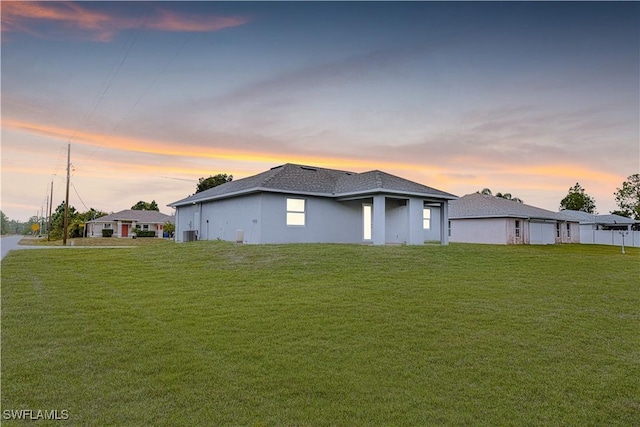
[423, 208, 431, 230]
[515, 220, 521, 238]
[566, 223, 571, 238]
[286, 198, 306, 226]
[556, 223, 561, 238]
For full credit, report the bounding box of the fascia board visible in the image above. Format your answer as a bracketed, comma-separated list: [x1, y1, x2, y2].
[335, 189, 458, 201]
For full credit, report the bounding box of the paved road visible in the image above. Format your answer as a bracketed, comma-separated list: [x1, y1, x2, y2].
[1, 236, 58, 261]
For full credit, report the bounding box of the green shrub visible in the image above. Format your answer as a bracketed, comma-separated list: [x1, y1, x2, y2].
[136, 230, 157, 238]
[101, 229, 114, 237]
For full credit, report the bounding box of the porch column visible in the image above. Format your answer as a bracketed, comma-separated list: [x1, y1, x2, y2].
[440, 201, 449, 246]
[373, 195, 386, 245]
[117, 221, 122, 238]
[174, 210, 180, 242]
[408, 198, 424, 245]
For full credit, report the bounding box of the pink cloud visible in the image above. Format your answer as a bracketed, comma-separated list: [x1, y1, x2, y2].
[1, 2, 249, 42]
[146, 9, 249, 33]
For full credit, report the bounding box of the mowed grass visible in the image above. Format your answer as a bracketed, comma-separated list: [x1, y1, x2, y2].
[1, 242, 638, 426]
[21, 236, 175, 247]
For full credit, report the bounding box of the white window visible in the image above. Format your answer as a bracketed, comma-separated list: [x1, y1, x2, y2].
[104, 223, 112, 229]
[286, 198, 305, 226]
[423, 208, 431, 230]
[566, 223, 571, 238]
[363, 204, 372, 240]
[515, 220, 521, 238]
[556, 223, 561, 238]
[141, 224, 149, 230]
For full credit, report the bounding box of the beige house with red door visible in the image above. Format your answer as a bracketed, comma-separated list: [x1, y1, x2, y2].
[86, 210, 174, 238]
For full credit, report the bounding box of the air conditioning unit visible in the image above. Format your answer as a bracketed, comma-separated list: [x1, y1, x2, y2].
[183, 230, 197, 242]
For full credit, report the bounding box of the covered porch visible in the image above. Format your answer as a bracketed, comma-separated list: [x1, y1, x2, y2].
[338, 194, 449, 246]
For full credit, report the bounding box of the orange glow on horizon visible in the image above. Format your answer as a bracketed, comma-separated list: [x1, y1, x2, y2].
[2, 118, 448, 177]
[492, 165, 621, 186]
[3, 118, 624, 201]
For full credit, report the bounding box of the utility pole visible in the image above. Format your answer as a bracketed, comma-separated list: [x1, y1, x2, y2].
[63, 144, 70, 246]
[44, 196, 48, 235]
[48, 181, 53, 241]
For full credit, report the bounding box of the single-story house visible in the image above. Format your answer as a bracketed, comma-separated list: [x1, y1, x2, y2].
[557, 210, 640, 247]
[86, 210, 174, 238]
[168, 163, 458, 245]
[449, 193, 580, 245]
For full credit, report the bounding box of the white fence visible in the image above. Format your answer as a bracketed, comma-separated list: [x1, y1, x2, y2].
[580, 230, 640, 247]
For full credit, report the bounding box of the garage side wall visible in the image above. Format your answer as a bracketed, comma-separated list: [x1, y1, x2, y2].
[450, 218, 509, 244]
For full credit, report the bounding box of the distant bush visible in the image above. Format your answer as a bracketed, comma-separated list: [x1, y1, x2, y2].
[102, 229, 114, 237]
[136, 230, 157, 238]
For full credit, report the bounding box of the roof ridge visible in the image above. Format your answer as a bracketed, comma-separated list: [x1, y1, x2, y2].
[259, 164, 288, 187]
[374, 170, 383, 188]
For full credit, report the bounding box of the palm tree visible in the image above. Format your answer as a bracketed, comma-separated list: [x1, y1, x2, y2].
[479, 189, 524, 203]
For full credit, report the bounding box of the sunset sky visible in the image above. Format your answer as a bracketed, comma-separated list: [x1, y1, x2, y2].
[2, 1, 638, 221]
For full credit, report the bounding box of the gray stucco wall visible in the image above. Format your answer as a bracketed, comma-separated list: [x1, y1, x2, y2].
[174, 194, 262, 243]
[174, 204, 199, 242]
[200, 193, 262, 243]
[385, 199, 408, 244]
[259, 193, 363, 244]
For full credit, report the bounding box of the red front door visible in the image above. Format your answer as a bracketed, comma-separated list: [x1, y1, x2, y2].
[122, 224, 129, 237]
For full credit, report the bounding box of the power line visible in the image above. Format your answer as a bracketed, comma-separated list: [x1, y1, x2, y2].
[67, 7, 151, 145]
[71, 182, 90, 211]
[160, 176, 197, 182]
[84, 32, 194, 161]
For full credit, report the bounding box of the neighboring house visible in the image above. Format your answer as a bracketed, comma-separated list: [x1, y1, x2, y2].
[86, 210, 174, 238]
[449, 193, 580, 245]
[557, 210, 640, 247]
[168, 163, 457, 245]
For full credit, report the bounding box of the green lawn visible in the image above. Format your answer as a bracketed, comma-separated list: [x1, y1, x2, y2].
[1, 242, 639, 426]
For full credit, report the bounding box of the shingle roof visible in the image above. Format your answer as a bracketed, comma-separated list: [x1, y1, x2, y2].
[88, 210, 174, 224]
[558, 210, 637, 225]
[595, 214, 637, 225]
[169, 163, 457, 207]
[556, 210, 596, 222]
[449, 192, 565, 221]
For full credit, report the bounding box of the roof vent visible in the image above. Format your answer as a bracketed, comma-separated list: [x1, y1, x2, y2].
[300, 166, 317, 171]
